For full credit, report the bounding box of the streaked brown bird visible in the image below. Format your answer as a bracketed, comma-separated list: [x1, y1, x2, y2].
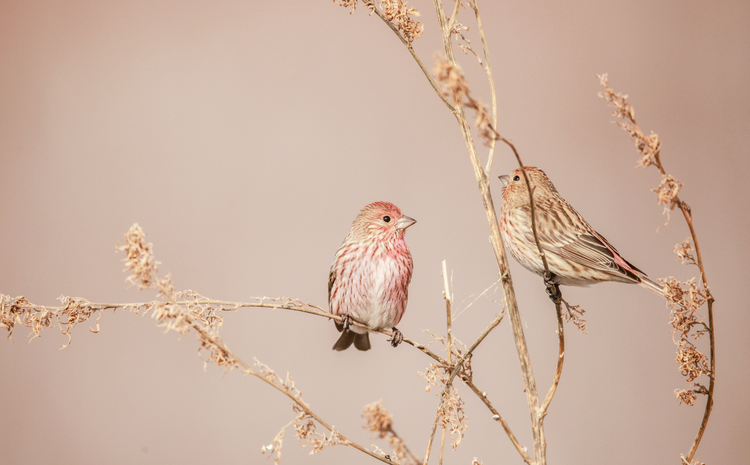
[498, 166, 663, 296]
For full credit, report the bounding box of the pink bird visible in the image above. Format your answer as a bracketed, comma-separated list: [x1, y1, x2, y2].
[498, 167, 663, 296]
[328, 201, 416, 351]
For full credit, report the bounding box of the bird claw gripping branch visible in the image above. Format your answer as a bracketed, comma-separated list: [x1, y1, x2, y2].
[389, 328, 404, 348]
[341, 314, 352, 332]
[544, 271, 563, 304]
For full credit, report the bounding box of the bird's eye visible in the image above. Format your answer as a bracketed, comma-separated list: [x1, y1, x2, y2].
[512, 175, 521, 181]
[382, 216, 391, 223]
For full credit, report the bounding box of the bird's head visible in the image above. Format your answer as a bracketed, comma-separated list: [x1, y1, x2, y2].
[499, 166, 559, 208]
[348, 201, 416, 243]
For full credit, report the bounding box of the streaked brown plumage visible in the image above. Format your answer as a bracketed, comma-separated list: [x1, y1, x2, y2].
[498, 167, 663, 296]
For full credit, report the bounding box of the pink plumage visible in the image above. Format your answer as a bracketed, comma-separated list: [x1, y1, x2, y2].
[498, 167, 663, 296]
[328, 201, 416, 351]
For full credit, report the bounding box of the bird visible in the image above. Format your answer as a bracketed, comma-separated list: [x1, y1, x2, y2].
[498, 166, 663, 296]
[328, 201, 416, 351]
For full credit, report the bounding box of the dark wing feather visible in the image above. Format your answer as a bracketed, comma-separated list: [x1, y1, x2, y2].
[328, 266, 335, 303]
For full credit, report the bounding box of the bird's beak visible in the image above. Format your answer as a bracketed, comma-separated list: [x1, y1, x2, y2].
[396, 215, 417, 230]
[498, 175, 509, 187]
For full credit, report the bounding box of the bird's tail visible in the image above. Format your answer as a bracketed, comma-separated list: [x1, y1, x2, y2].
[332, 331, 371, 351]
[638, 275, 665, 297]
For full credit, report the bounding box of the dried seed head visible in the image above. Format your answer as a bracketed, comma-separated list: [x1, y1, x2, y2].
[335, 0, 424, 43]
[675, 389, 698, 406]
[433, 57, 496, 146]
[362, 401, 393, 438]
[597, 74, 661, 168]
[674, 238, 697, 265]
[118, 223, 159, 289]
[379, 0, 424, 43]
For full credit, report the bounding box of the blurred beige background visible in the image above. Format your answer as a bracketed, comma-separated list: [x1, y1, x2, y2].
[1, 1, 748, 464]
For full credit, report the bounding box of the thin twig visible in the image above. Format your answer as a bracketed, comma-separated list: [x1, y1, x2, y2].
[11, 297, 449, 367]
[446, 311, 503, 387]
[446, 0, 461, 32]
[422, 406, 442, 465]
[157, 272, 396, 464]
[501, 136, 566, 417]
[470, 0, 499, 175]
[442, 260, 456, 366]
[438, 426, 447, 465]
[460, 375, 532, 464]
[541, 302, 565, 414]
[364, 1, 456, 113]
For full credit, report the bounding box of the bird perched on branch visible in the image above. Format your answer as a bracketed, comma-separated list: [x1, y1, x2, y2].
[328, 201, 416, 351]
[498, 166, 663, 296]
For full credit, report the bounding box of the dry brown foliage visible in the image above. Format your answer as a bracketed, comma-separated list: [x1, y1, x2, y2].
[336, 0, 424, 43]
[362, 401, 418, 465]
[418, 331, 470, 451]
[598, 73, 662, 169]
[599, 75, 715, 464]
[433, 56, 495, 147]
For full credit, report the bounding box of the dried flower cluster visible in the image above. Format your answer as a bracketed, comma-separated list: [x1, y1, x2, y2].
[362, 401, 417, 465]
[293, 405, 345, 454]
[1, 293, 112, 348]
[3, 224, 373, 463]
[418, 332, 469, 450]
[116, 225, 240, 370]
[450, 22, 481, 63]
[599, 75, 691, 231]
[1, 295, 46, 340]
[599, 73, 714, 463]
[663, 276, 710, 404]
[675, 338, 710, 384]
[653, 173, 685, 216]
[118, 223, 160, 289]
[597, 73, 662, 168]
[255, 359, 304, 401]
[440, 384, 468, 450]
[674, 388, 698, 406]
[334, 0, 357, 12]
[433, 56, 495, 146]
[335, 0, 424, 44]
[379, 0, 424, 43]
[674, 238, 697, 266]
[255, 359, 348, 459]
[261, 428, 285, 465]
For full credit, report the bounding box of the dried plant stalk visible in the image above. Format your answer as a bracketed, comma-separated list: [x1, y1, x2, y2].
[598, 74, 715, 464]
[4, 224, 414, 465]
[9, 223, 540, 464]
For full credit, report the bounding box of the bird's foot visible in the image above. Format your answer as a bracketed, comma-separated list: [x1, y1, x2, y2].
[341, 315, 352, 332]
[389, 327, 404, 348]
[543, 271, 562, 304]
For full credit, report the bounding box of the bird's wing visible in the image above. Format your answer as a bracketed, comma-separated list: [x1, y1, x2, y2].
[328, 264, 347, 332]
[526, 202, 643, 282]
[328, 266, 335, 303]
